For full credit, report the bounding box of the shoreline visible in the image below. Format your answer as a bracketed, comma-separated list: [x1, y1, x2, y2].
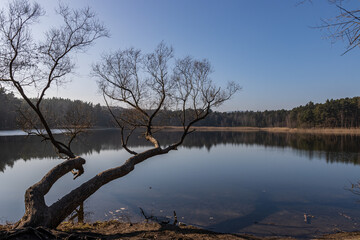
[2, 221, 360, 240]
[159, 126, 360, 135]
[2, 127, 360, 136]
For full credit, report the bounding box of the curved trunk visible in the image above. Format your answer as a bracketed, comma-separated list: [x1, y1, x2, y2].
[15, 147, 173, 229]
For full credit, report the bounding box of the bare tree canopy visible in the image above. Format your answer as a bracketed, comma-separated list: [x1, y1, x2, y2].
[0, 0, 108, 157]
[93, 42, 239, 153]
[0, 1, 238, 230]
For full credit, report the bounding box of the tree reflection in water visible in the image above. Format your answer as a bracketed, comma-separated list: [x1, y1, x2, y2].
[1, 129, 360, 172]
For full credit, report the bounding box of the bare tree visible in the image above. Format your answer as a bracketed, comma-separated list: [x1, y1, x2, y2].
[0, 1, 238, 229]
[0, 0, 108, 156]
[0, 0, 109, 228]
[93, 42, 239, 155]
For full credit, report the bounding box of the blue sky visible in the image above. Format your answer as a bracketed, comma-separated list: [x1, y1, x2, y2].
[2, 0, 360, 111]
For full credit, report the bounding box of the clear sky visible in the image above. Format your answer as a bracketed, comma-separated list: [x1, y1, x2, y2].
[1, 0, 360, 112]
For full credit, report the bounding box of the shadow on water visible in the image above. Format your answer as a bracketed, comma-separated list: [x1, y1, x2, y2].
[207, 192, 279, 233]
[206, 194, 332, 239]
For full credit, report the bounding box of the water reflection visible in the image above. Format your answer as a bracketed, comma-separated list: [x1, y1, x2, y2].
[1, 129, 360, 172]
[1, 129, 360, 238]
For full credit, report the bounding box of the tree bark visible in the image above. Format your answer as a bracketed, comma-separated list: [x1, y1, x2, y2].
[15, 147, 173, 229]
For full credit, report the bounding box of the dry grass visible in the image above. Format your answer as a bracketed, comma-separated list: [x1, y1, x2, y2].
[57, 221, 268, 239]
[157, 126, 360, 135]
[2, 220, 360, 239]
[0, 224, 12, 231]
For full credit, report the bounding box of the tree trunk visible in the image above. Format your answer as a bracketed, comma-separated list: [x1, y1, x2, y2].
[15, 147, 172, 229]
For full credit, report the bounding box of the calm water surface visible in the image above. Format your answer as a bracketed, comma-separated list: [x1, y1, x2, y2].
[1, 129, 360, 238]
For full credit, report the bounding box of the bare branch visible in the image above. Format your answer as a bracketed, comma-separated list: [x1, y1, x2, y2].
[103, 93, 138, 155]
[314, 2, 360, 54]
[0, 1, 108, 159]
[94, 43, 240, 151]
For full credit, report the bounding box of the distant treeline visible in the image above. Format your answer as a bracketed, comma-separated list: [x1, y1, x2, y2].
[197, 98, 360, 128]
[0, 88, 113, 130]
[1, 87, 360, 129]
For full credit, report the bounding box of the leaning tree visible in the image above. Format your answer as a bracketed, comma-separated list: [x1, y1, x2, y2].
[0, 0, 238, 229]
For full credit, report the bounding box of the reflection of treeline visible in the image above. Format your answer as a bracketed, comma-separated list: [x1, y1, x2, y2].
[2, 88, 360, 129]
[1, 130, 360, 172]
[0, 130, 122, 172]
[178, 131, 360, 165]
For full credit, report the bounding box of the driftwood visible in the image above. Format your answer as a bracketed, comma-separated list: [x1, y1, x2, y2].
[139, 207, 178, 226]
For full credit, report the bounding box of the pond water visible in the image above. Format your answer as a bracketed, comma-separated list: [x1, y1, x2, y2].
[1, 129, 360, 238]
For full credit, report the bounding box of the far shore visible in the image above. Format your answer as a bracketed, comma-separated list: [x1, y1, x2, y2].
[2, 127, 360, 136]
[158, 126, 360, 135]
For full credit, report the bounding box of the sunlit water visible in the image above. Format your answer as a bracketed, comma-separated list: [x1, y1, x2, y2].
[1, 129, 360, 238]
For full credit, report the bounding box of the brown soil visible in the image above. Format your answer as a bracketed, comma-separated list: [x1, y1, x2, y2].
[1, 221, 360, 240]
